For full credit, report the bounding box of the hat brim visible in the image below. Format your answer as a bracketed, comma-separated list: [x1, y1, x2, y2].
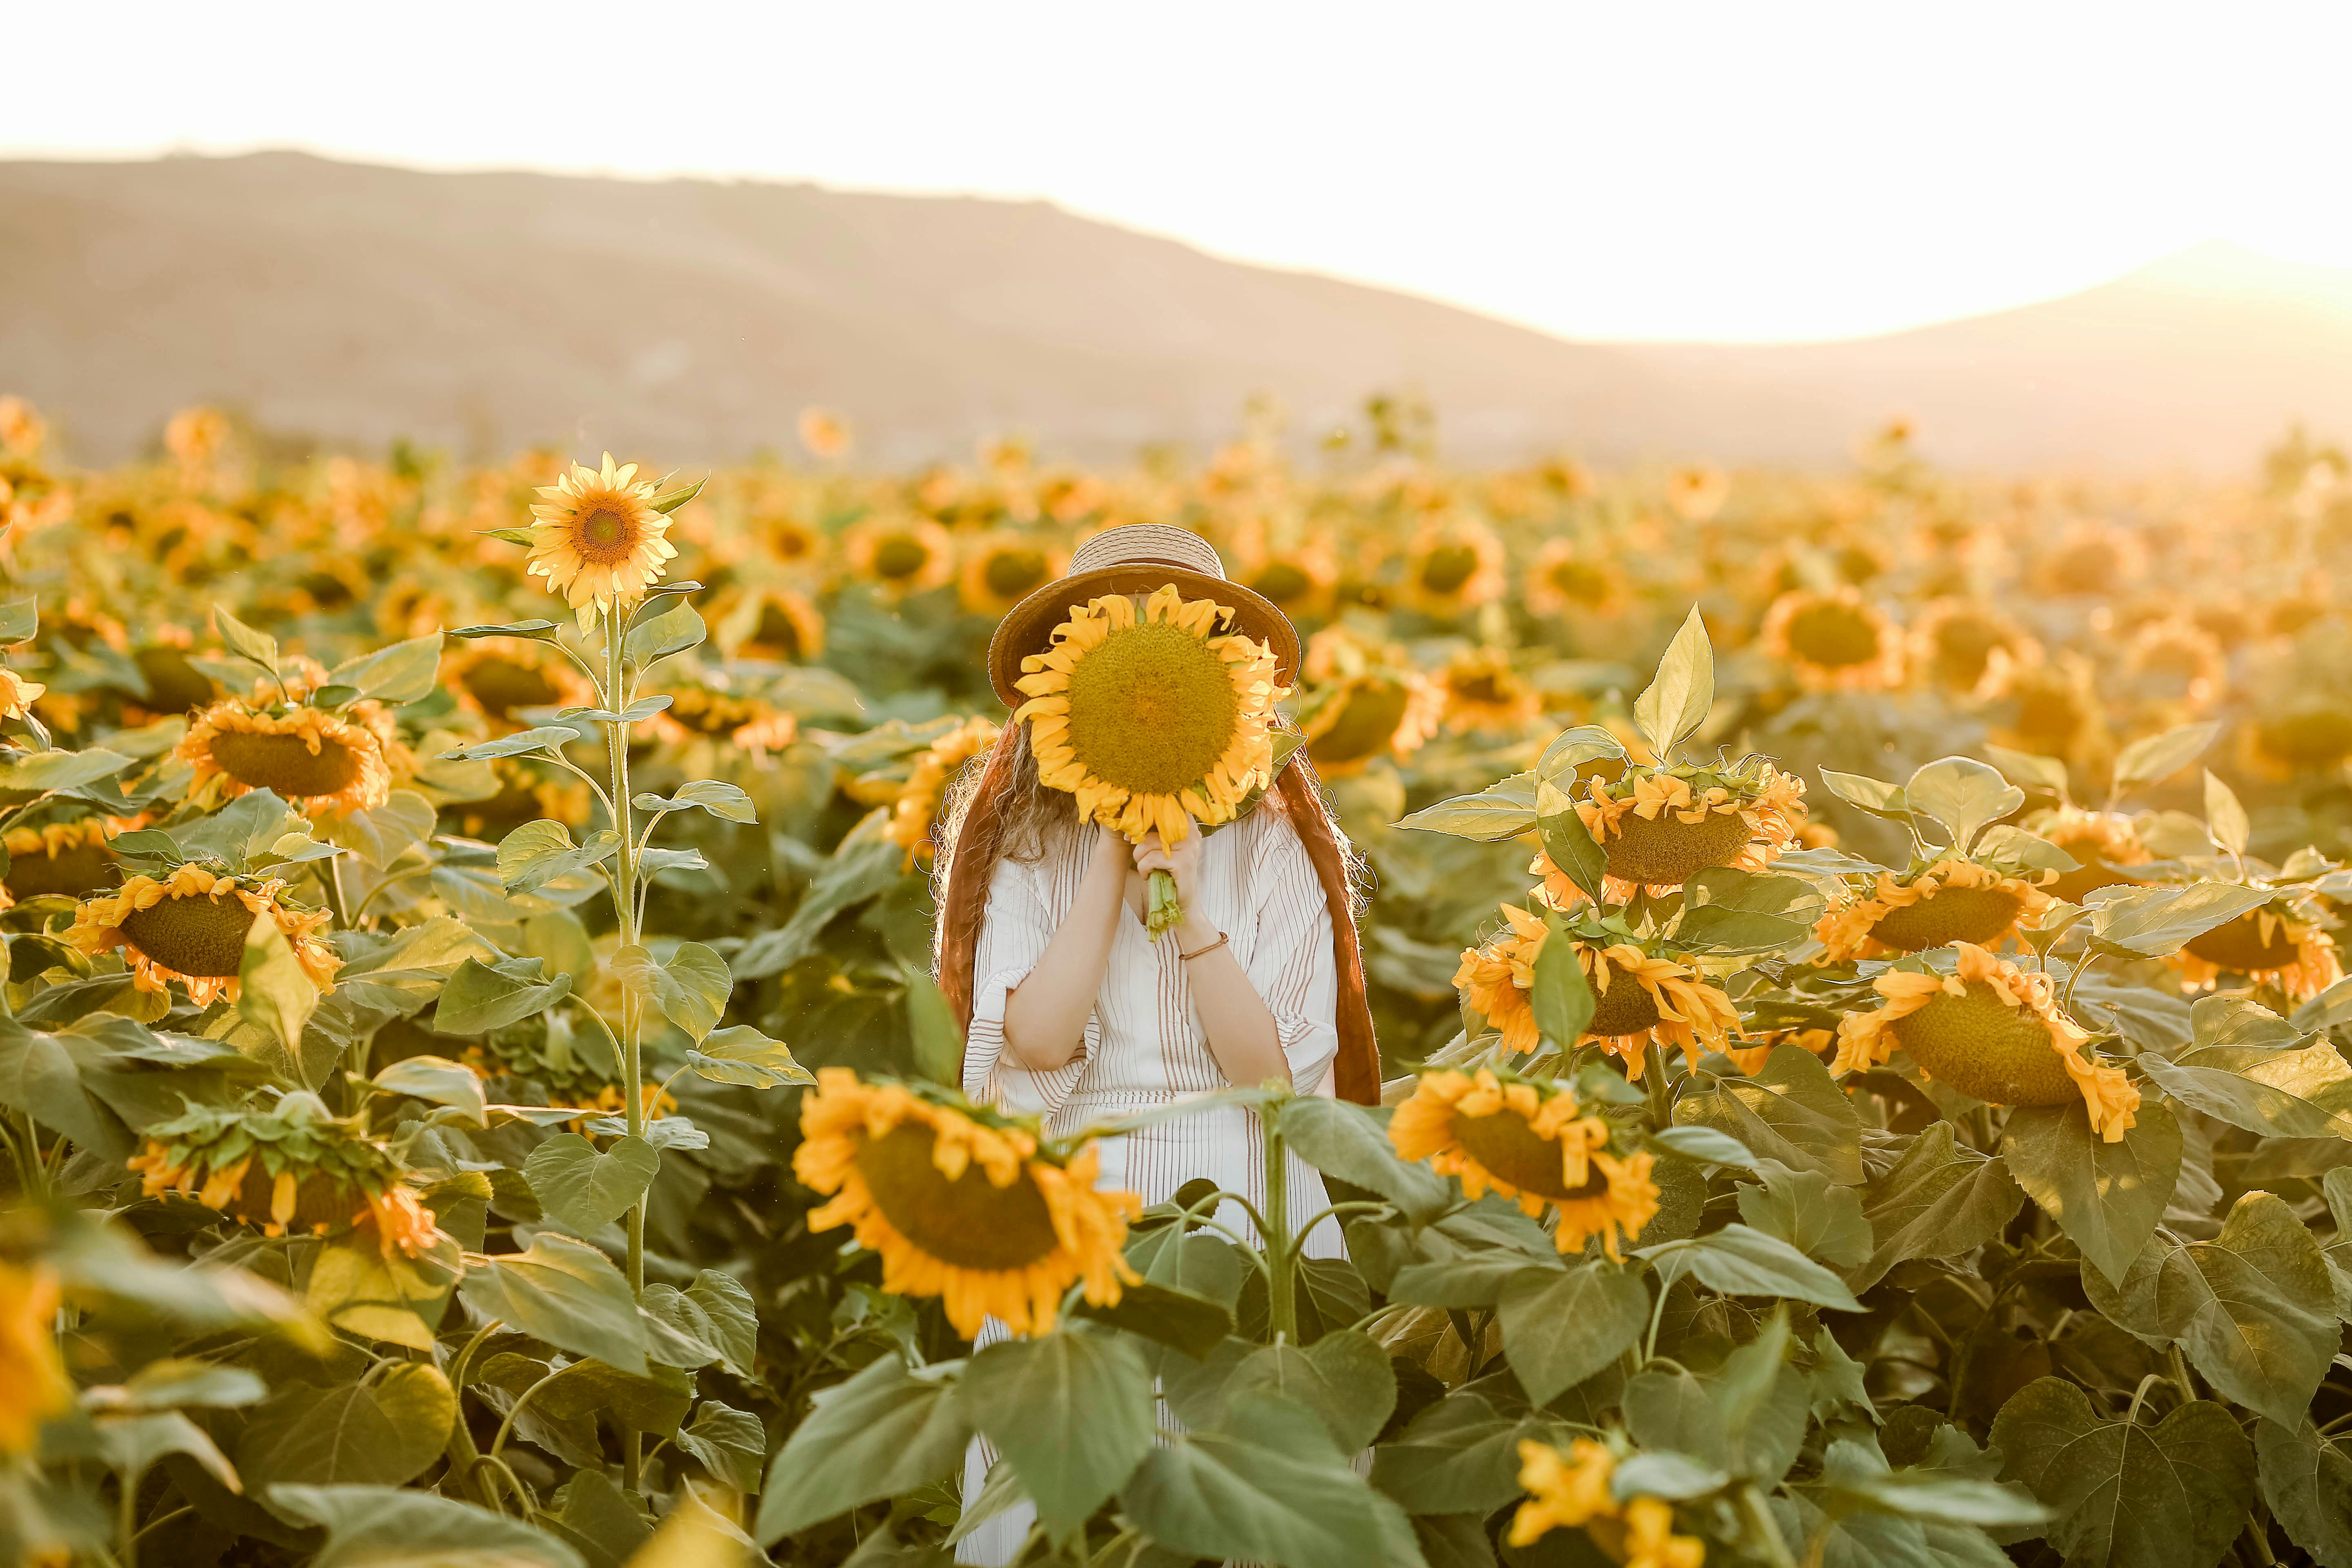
[987, 565, 1303, 708]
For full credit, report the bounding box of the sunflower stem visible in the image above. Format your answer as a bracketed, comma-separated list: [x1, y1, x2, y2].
[1644, 1042, 1673, 1129]
[1262, 1091, 1296, 1344]
[601, 604, 648, 1496]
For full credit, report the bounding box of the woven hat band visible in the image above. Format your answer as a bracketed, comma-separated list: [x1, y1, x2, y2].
[1068, 523, 1225, 580]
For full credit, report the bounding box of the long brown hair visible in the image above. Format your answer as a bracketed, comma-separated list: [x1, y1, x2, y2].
[931, 718, 1383, 1105]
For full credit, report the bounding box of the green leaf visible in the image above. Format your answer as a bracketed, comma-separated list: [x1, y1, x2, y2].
[236, 1364, 455, 1490]
[1674, 1043, 1864, 1185]
[1278, 1096, 1453, 1222]
[1227, 1330, 1397, 1453]
[1647, 1125, 1760, 1170]
[2255, 1418, 2352, 1568]
[755, 1354, 971, 1544]
[115, 1359, 267, 1412]
[1736, 1161, 1874, 1269]
[1394, 771, 1538, 840]
[267, 1483, 584, 1568]
[1127, 1226, 1252, 1310]
[1991, 1378, 2254, 1568]
[319, 789, 438, 867]
[959, 1331, 1154, 1541]
[500, 822, 621, 895]
[2112, 720, 2220, 793]
[1640, 1223, 1863, 1310]
[212, 604, 279, 673]
[653, 941, 732, 1043]
[1070, 1280, 1234, 1360]
[899, 967, 964, 1087]
[1497, 1259, 1649, 1404]
[633, 777, 759, 824]
[96, 1410, 240, 1490]
[459, 1234, 647, 1375]
[238, 915, 321, 1080]
[730, 837, 910, 979]
[370, 1055, 486, 1125]
[432, 956, 574, 1036]
[687, 1025, 815, 1089]
[1121, 1393, 1404, 1568]
[1634, 605, 1715, 760]
[2000, 1099, 2180, 1287]
[326, 632, 444, 705]
[0, 595, 35, 641]
[449, 619, 561, 641]
[0, 746, 134, 793]
[1906, 757, 2023, 855]
[524, 1131, 661, 1235]
[1852, 1121, 2024, 1292]
[685, 1269, 759, 1378]
[2137, 1001, 2352, 1141]
[1535, 783, 1609, 908]
[2203, 770, 2250, 858]
[1531, 912, 1596, 1049]
[1370, 1390, 1536, 1516]
[676, 1400, 767, 1493]
[535, 1358, 694, 1437]
[0, 1015, 134, 1158]
[441, 724, 584, 761]
[1818, 1436, 2044, 1528]
[1983, 743, 2070, 796]
[2089, 882, 2278, 959]
[650, 475, 707, 513]
[623, 601, 706, 670]
[305, 1230, 463, 1350]
[1818, 769, 1913, 822]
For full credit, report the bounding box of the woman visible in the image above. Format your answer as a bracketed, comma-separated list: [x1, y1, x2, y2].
[932, 523, 1381, 1563]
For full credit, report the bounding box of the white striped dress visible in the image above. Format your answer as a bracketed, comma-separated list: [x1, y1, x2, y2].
[954, 806, 1349, 1565]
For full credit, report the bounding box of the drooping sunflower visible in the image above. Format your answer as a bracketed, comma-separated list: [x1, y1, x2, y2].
[0, 1262, 72, 1456]
[178, 686, 399, 817]
[1296, 630, 1442, 775]
[441, 640, 595, 733]
[1813, 857, 2055, 963]
[958, 532, 1069, 616]
[1573, 759, 1808, 894]
[646, 681, 800, 760]
[2120, 616, 2227, 718]
[2169, 898, 2343, 1000]
[711, 582, 827, 664]
[1013, 584, 1287, 846]
[2, 818, 125, 904]
[2023, 804, 2151, 904]
[68, 864, 339, 1007]
[1987, 654, 2107, 769]
[1723, 1025, 1836, 1077]
[0, 667, 47, 722]
[886, 715, 1004, 862]
[1453, 906, 1740, 1075]
[2245, 698, 2352, 778]
[1439, 646, 1543, 734]
[1758, 587, 1904, 691]
[1909, 597, 2038, 699]
[1230, 529, 1340, 620]
[1400, 514, 1507, 617]
[451, 757, 593, 842]
[126, 1095, 448, 1258]
[1526, 538, 1627, 620]
[525, 452, 681, 629]
[793, 1070, 1141, 1338]
[1834, 942, 2139, 1139]
[1390, 1069, 1659, 1259]
[1510, 1438, 1707, 1567]
[844, 513, 956, 599]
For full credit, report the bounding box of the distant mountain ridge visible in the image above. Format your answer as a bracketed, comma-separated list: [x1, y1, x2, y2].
[4, 151, 2348, 472]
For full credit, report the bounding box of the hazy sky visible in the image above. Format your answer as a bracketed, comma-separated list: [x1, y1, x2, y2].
[10, 2, 2348, 342]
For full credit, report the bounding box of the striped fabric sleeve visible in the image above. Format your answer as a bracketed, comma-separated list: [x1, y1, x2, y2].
[963, 853, 1091, 1117]
[1246, 816, 1342, 1097]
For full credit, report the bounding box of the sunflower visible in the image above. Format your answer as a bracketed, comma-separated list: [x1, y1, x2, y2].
[1526, 538, 1626, 620]
[1573, 761, 1807, 894]
[1758, 587, 1904, 690]
[0, 668, 46, 722]
[452, 757, 593, 841]
[710, 583, 827, 664]
[442, 641, 594, 732]
[1987, 655, 2106, 768]
[178, 692, 397, 816]
[68, 864, 339, 1007]
[1452, 906, 1739, 1075]
[3, 819, 125, 903]
[1231, 529, 1340, 620]
[521, 452, 679, 630]
[957, 532, 1069, 616]
[1013, 584, 1286, 846]
[1724, 1025, 1836, 1076]
[1909, 598, 2037, 698]
[1510, 1439, 1706, 1568]
[165, 405, 234, 472]
[1400, 514, 1506, 617]
[1439, 646, 1542, 734]
[798, 406, 853, 460]
[0, 1263, 71, 1456]
[1813, 857, 2054, 963]
[2121, 616, 2226, 717]
[647, 683, 799, 758]
[125, 1097, 448, 1258]
[793, 1071, 1140, 1338]
[0, 395, 47, 457]
[2246, 699, 2352, 777]
[1664, 465, 1729, 523]
[1390, 1069, 1659, 1259]
[886, 715, 1004, 862]
[2169, 900, 2343, 1000]
[2023, 805, 2151, 904]
[2037, 521, 2145, 598]
[844, 514, 955, 599]
[126, 633, 224, 719]
[1297, 628, 1439, 774]
[1834, 943, 2139, 1139]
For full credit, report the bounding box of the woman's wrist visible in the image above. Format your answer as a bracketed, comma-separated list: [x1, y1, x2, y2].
[1174, 914, 1221, 953]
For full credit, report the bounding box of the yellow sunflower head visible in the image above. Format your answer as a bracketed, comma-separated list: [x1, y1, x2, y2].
[798, 406, 853, 460]
[1508, 1437, 1619, 1546]
[792, 1070, 1141, 1338]
[1440, 646, 1542, 735]
[958, 533, 1069, 616]
[0, 667, 47, 722]
[1234, 532, 1340, 619]
[1910, 598, 2036, 697]
[2247, 699, 2352, 777]
[177, 695, 396, 817]
[1834, 942, 2138, 1139]
[442, 641, 594, 733]
[1665, 464, 1729, 523]
[1813, 857, 2053, 963]
[1300, 666, 1441, 775]
[845, 514, 955, 599]
[1576, 760, 1808, 893]
[649, 682, 799, 758]
[2170, 899, 2343, 1001]
[524, 452, 680, 629]
[3, 818, 125, 903]
[68, 863, 340, 1008]
[1401, 515, 1506, 616]
[1526, 539, 1626, 620]
[886, 715, 1004, 861]
[1389, 1067, 1658, 1258]
[2024, 805, 2150, 905]
[0, 1262, 72, 1456]
[2038, 521, 2145, 598]
[1758, 588, 1904, 691]
[1013, 585, 1287, 845]
[2122, 617, 2226, 715]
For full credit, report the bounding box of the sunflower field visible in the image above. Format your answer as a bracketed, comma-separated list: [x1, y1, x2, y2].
[1, 392, 2351, 1568]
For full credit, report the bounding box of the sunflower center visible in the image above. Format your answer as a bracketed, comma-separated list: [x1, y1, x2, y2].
[1867, 885, 2023, 953]
[2184, 914, 2303, 975]
[234, 1164, 361, 1233]
[2014, 685, 2085, 745]
[1785, 603, 1882, 668]
[463, 657, 561, 722]
[1586, 959, 1667, 1036]
[853, 1121, 1062, 1271]
[1309, 681, 1412, 765]
[1889, 982, 2079, 1106]
[5, 840, 118, 901]
[874, 536, 931, 580]
[1601, 806, 1754, 887]
[1932, 618, 2002, 685]
[1549, 560, 1608, 603]
[208, 730, 365, 798]
[1419, 545, 1480, 596]
[753, 604, 808, 659]
[1252, 562, 1313, 604]
[984, 549, 1049, 599]
[1061, 621, 1241, 798]
[1452, 1109, 1601, 1202]
[119, 893, 261, 980]
[573, 507, 639, 563]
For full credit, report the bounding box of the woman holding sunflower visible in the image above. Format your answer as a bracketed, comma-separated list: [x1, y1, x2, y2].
[932, 525, 1380, 1564]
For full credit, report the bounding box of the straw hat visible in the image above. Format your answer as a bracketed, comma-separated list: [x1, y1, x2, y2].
[984, 523, 1301, 706]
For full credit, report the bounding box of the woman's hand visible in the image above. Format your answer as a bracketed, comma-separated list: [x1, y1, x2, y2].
[1132, 827, 1212, 944]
